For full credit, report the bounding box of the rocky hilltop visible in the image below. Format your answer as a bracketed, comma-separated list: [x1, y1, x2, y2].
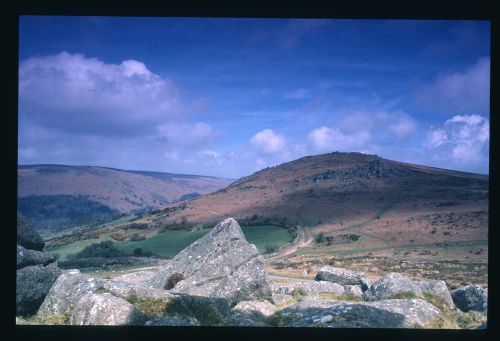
[17, 218, 487, 328]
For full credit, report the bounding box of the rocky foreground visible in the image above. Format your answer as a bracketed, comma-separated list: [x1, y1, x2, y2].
[17, 217, 487, 328]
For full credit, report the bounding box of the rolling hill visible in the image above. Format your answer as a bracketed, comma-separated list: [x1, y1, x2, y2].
[146, 152, 488, 266]
[41, 152, 489, 287]
[17, 164, 234, 231]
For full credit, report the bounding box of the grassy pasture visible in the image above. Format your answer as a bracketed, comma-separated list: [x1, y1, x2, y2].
[47, 225, 293, 260]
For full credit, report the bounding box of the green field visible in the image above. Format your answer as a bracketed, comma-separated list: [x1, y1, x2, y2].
[46, 235, 113, 260]
[47, 225, 293, 260]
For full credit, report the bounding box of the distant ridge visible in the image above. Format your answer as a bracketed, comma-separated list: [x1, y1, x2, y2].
[17, 164, 234, 231]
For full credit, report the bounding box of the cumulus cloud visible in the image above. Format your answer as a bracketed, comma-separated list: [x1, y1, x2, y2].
[308, 126, 370, 152]
[18, 51, 223, 175]
[307, 111, 418, 155]
[19, 51, 182, 136]
[416, 57, 490, 114]
[425, 114, 489, 168]
[250, 129, 286, 154]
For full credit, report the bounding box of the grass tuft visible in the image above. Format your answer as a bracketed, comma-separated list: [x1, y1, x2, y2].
[16, 312, 71, 325]
[319, 292, 362, 302]
[392, 291, 418, 299]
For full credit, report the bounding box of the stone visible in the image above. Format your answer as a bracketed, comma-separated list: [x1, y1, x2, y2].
[149, 218, 273, 305]
[102, 280, 175, 302]
[17, 244, 55, 269]
[343, 285, 363, 297]
[416, 280, 455, 308]
[166, 293, 231, 326]
[315, 266, 371, 291]
[38, 270, 106, 316]
[227, 300, 276, 326]
[112, 269, 159, 286]
[16, 263, 62, 316]
[279, 298, 440, 328]
[362, 272, 422, 301]
[145, 316, 200, 326]
[69, 292, 146, 325]
[232, 300, 277, 318]
[272, 280, 345, 296]
[272, 293, 294, 306]
[451, 285, 487, 313]
[17, 213, 45, 251]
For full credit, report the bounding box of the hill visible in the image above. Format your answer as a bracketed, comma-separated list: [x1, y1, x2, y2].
[146, 152, 487, 268]
[17, 164, 233, 231]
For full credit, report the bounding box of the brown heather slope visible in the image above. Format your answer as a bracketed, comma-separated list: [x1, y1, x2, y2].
[149, 152, 488, 267]
[18, 165, 233, 230]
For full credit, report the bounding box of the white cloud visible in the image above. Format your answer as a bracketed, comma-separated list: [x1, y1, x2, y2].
[416, 57, 490, 114]
[19, 51, 182, 135]
[425, 114, 489, 166]
[308, 126, 370, 152]
[389, 115, 418, 138]
[250, 129, 286, 154]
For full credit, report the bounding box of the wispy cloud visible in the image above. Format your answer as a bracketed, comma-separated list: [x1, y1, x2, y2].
[415, 57, 490, 114]
[279, 19, 330, 49]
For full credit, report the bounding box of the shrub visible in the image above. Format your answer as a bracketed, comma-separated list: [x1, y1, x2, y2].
[132, 247, 154, 257]
[315, 233, 325, 243]
[67, 240, 126, 259]
[110, 231, 126, 241]
[164, 272, 185, 290]
[130, 233, 146, 241]
[291, 288, 307, 299]
[265, 245, 279, 254]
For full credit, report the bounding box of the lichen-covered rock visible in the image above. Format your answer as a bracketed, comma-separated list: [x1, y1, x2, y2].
[227, 300, 277, 326]
[103, 280, 175, 302]
[315, 266, 371, 291]
[362, 272, 422, 301]
[343, 285, 363, 297]
[145, 315, 200, 326]
[16, 263, 62, 316]
[451, 285, 487, 313]
[232, 300, 277, 319]
[272, 293, 293, 306]
[149, 218, 273, 305]
[38, 270, 106, 316]
[272, 280, 345, 296]
[17, 244, 55, 269]
[17, 213, 45, 251]
[165, 293, 231, 326]
[112, 269, 159, 286]
[278, 298, 440, 328]
[417, 280, 455, 308]
[70, 292, 146, 325]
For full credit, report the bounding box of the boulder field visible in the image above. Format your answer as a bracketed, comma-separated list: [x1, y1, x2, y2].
[19, 217, 487, 328]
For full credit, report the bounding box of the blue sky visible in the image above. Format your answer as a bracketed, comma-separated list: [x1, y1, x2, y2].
[18, 17, 490, 178]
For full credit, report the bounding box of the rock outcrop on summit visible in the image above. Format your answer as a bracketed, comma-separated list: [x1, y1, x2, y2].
[149, 218, 274, 305]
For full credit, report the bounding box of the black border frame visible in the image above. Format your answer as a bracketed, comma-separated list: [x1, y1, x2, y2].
[8, 1, 498, 341]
